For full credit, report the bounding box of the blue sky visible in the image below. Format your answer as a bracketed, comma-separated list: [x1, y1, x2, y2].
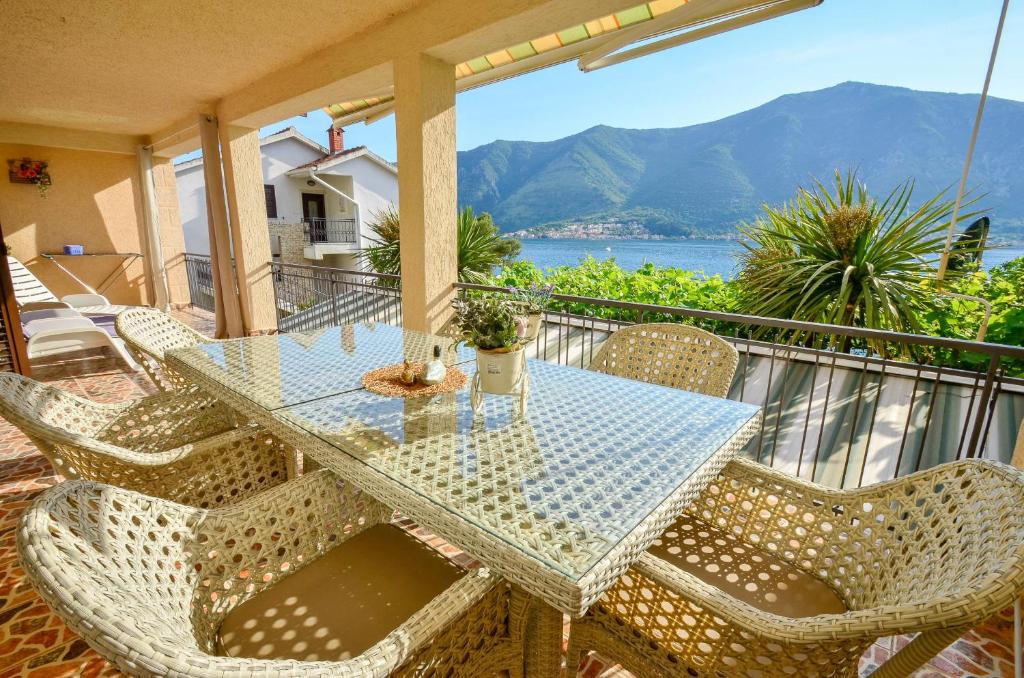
[263, 0, 1021, 162]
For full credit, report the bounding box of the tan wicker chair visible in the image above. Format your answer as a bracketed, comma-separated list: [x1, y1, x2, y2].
[0, 372, 288, 508]
[568, 457, 1024, 678]
[116, 308, 215, 391]
[18, 469, 529, 677]
[589, 323, 739, 398]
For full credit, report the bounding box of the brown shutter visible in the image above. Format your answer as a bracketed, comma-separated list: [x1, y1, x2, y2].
[264, 184, 278, 219]
[0, 225, 30, 376]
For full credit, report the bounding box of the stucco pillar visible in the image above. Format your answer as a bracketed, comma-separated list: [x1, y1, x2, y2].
[150, 157, 191, 308]
[218, 123, 278, 334]
[198, 114, 244, 338]
[394, 53, 457, 334]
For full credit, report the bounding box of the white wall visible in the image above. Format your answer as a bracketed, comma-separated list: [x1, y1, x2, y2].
[175, 162, 208, 254]
[263, 138, 324, 224]
[321, 155, 399, 249]
[175, 136, 323, 255]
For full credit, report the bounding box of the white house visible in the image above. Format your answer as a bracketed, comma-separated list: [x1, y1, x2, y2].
[175, 126, 398, 270]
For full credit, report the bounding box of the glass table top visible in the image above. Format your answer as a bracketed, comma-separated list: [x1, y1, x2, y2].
[166, 323, 474, 411]
[278, 357, 761, 580]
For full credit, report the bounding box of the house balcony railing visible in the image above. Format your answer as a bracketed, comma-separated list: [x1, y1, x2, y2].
[266, 262, 1024, 492]
[303, 218, 358, 245]
[184, 253, 215, 313]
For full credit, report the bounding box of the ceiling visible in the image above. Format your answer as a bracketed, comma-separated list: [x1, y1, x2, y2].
[0, 0, 423, 136]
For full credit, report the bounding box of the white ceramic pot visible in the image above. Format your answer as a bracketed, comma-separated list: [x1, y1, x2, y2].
[476, 346, 526, 394]
[514, 313, 543, 341]
[526, 312, 543, 340]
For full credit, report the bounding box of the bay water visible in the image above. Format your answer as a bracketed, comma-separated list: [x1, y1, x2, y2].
[515, 238, 1024, 279]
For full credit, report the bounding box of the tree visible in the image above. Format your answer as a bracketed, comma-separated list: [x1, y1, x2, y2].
[362, 206, 520, 283]
[736, 170, 979, 335]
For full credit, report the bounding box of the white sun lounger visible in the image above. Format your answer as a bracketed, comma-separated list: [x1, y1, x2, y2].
[7, 256, 142, 316]
[20, 309, 136, 367]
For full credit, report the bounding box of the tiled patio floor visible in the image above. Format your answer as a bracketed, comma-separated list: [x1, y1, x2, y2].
[0, 307, 1016, 677]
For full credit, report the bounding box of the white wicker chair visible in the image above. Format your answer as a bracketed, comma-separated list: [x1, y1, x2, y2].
[0, 372, 289, 508]
[568, 458, 1024, 678]
[589, 323, 739, 398]
[17, 470, 529, 677]
[116, 308, 215, 391]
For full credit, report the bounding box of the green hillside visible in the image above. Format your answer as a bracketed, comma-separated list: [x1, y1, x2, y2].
[456, 82, 1024, 242]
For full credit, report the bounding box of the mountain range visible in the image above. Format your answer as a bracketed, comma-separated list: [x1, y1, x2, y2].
[456, 82, 1024, 241]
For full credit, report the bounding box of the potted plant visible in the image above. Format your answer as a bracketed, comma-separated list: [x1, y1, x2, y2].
[506, 283, 553, 341]
[451, 296, 527, 394]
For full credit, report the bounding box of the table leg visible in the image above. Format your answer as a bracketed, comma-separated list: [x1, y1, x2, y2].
[524, 596, 565, 678]
[285, 449, 300, 479]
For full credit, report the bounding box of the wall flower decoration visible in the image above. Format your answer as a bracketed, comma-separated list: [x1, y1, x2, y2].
[7, 158, 51, 197]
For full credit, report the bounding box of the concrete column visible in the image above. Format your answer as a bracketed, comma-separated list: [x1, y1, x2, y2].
[150, 157, 191, 308]
[198, 114, 244, 338]
[394, 53, 457, 334]
[218, 123, 278, 334]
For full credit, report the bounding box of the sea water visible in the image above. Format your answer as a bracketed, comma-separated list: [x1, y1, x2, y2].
[515, 239, 1024, 279]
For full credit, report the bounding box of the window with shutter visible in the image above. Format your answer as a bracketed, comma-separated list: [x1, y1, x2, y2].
[264, 184, 278, 219]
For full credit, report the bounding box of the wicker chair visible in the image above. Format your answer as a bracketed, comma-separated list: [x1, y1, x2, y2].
[18, 469, 529, 677]
[116, 308, 215, 391]
[568, 457, 1024, 678]
[0, 372, 289, 508]
[589, 323, 738, 398]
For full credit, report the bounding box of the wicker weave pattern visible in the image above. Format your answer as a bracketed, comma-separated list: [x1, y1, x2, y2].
[589, 323, 738, 398]
[570, 457, 1024, 677]
[273, 400, 760, 616]
[18, 470, 527, 677]
[165, 327, 761, 616]
[116, 308, 216, 390]
[0, 373, 288, 508]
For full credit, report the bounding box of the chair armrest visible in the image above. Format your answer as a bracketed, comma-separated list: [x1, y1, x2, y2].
[94, 423, 265, 466]
[62, 293, 111, 308]
[351, 570, 499, 678]
[635, 551, 1000, 641]
[20, 301, 73, 312]
[93, 387, 241, 452]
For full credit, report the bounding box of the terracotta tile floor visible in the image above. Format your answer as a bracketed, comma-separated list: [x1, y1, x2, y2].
[0, 307, 1016, 677]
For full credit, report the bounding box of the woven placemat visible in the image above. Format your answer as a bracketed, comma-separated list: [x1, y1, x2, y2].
[362, 363, 468, 398]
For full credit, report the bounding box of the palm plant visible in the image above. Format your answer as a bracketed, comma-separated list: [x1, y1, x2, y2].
[362, 206, 520, 283]
[362, 205, 402, 277]
[737, 170, 979, 336]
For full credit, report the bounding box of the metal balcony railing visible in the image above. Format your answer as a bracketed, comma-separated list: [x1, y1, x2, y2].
[303, 218, 358, 245]
[184, 253, 215, 313]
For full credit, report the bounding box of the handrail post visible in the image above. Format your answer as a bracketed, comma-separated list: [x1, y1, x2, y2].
[966, 356, 1000, 458]
[329, 270, 340, 326]
[270, 262, 282, 326]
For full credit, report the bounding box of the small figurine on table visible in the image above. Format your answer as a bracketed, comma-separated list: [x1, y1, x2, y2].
[400, 360, 417, 385]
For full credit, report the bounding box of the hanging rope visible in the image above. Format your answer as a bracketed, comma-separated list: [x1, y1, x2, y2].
[936, 0, 1011, 283]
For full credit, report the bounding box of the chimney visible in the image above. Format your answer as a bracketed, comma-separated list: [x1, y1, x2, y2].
[327, 126, 344, 154]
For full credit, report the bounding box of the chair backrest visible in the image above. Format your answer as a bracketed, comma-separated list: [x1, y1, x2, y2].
[589, 323, 739, 398]
[17, 480, 204, 663]
[17, 471, 391, 674]
[116, 309, 211, 390]
[825, 460, 1024, 619]
[0, 372, 120, 478]
[115, 308, 210, 359]
[6, 256, 58, 306]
